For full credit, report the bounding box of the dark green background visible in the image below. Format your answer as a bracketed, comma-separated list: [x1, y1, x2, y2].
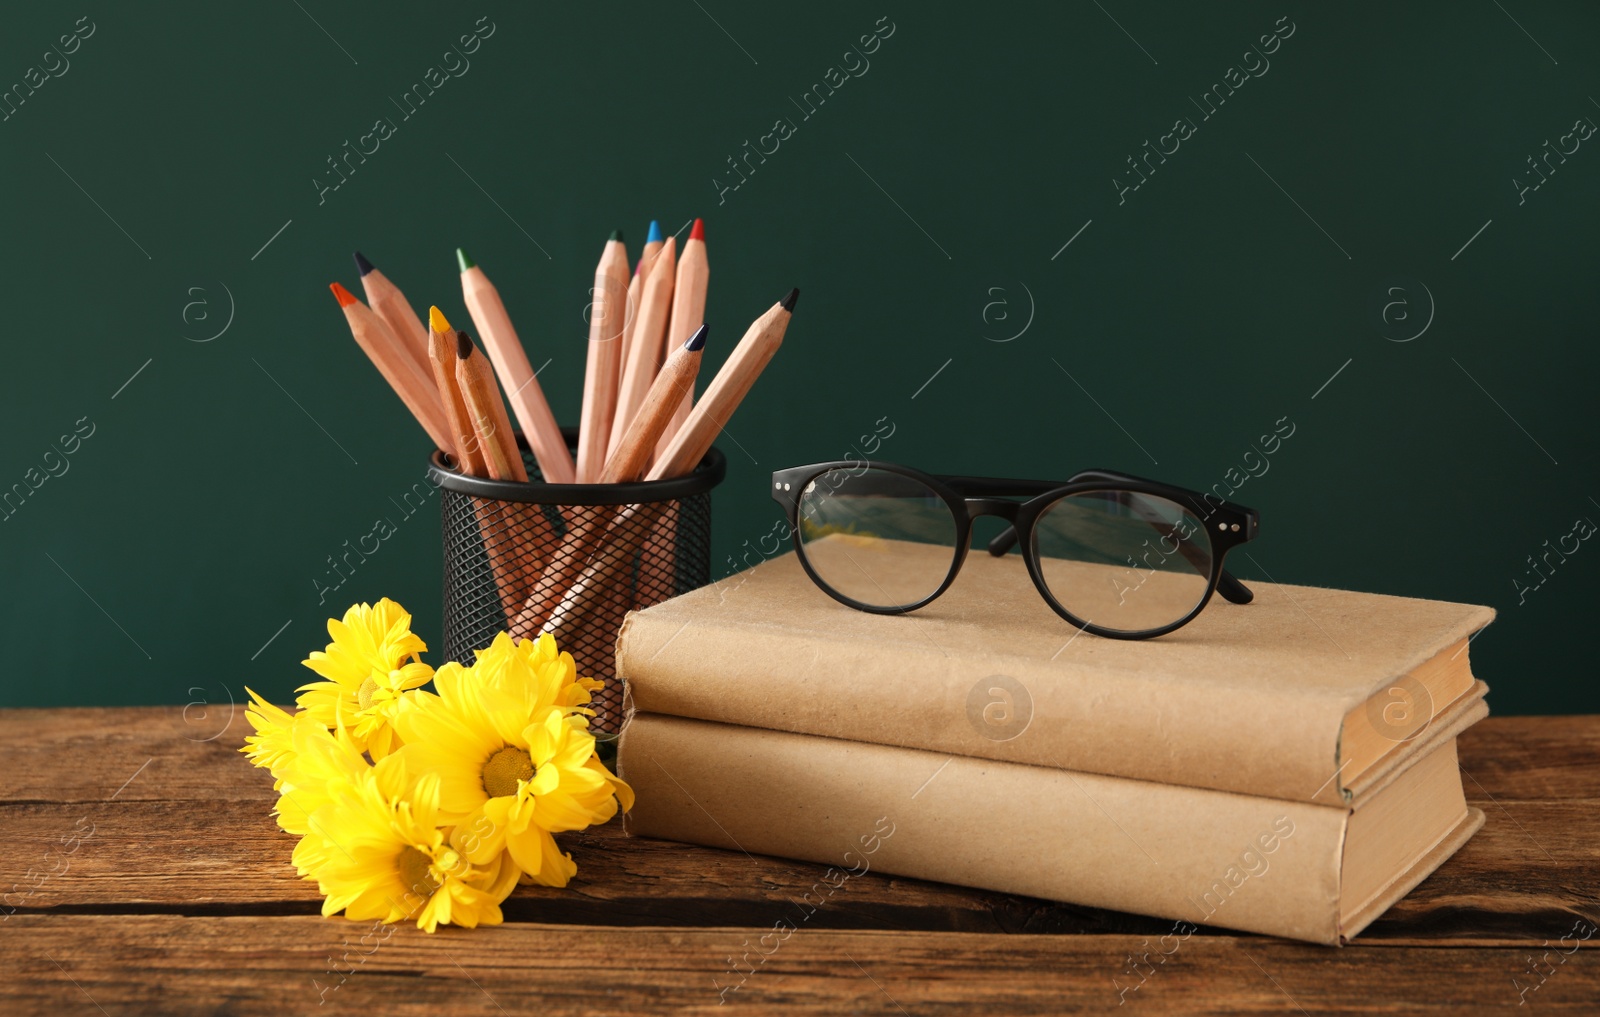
[2, 2, 1594, 715]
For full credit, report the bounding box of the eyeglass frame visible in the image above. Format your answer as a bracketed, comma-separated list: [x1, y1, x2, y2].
[770, 461, 1260, 640]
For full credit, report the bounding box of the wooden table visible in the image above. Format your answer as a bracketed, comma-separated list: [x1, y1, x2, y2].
[2, 710, 1595, 1014]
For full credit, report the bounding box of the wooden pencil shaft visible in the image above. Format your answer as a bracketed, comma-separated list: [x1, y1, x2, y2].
[609, 238, 676, 457]
[613, 270, 644, 400]
[428, 326, 488, 476]
[655, 237, 709, 459]
[341, 300, 454, 453]
[455, 333, 527, 483]
[639, 238, 664, 282]
[576, 239, 631, 483]
[360, 269, 434, 381]
[460, 267, 575, 484]
[534, 502, 666, 644]
[647, 303, 790, 481]
[513, 509, 609, 634]
[601, 340, 703, 484]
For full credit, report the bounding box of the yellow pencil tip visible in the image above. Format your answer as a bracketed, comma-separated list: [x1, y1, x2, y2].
[429, 306, 450, 333]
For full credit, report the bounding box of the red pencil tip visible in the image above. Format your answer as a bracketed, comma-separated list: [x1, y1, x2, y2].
[689, 218, 705, 241]
[329, 282, 357, 307]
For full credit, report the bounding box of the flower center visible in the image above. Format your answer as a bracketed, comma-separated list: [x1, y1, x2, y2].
[481, 745, 535, 798]
[396, 845, 439, 901]
[357, 677, 380, 711]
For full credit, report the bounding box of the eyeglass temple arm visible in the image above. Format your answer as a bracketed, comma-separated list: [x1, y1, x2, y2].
[977, 472, 1254, 606]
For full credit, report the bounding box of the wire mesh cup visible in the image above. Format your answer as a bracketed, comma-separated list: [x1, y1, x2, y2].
[428, 430, 725, 738]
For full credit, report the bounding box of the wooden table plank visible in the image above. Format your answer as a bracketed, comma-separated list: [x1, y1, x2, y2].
[2, 711, 1597, 945]
[0, 706, 270, 804]
[4, 796, 1596, 942]
[5, 915, 1599, 1016]
[3, 709, 1597, 804]
[3, 709, 1597, 1013]
[1454, 715, 1600, 800]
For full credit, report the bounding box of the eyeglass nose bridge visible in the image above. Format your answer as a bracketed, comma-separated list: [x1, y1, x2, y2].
[963, 497, 1020, 523]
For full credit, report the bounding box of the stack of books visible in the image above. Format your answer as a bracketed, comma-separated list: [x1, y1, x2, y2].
[614, 551, 1493, 944]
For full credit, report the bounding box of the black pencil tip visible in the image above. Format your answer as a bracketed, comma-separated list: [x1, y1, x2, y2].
[609, 229, 623, 242]
[779, 287, 799, 312]
[455, 330, 472, 359]
[685, 323, 709, 351]
[353, 251, 375, 276]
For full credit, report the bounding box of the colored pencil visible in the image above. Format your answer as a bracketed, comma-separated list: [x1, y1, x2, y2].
[329, 282, 453, 453]
[457, 249, 576, 484]
[536, 289, 795, 634]
[576, 231, 631, 483]
[613, 263, 644, 397]
[354, 251, 433, 382]
[655, 217, 709, 458]
[453, 329, 527, 483]
[527, 499, 668, 648]
[610, 221, 661, 424]
[515, 326, 701, 633]
[639, 219, 664, 283]
[426, 306, 487, 476]
[635, 220, 709, 603]
[602, 325, 708, 484]
[648, 288, 797, 480]
[430, 309, 540, 617]
[608, 236, 676, 457]
[543, 307, 735, 639]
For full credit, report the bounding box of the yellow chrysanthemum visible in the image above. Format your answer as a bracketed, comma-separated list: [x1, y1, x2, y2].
[275, 720, 373, 873]
[396, 637, 633, 886]
[471, 631, 603, 718]
[240, 687, 299, 787]
[296, 598, 433, 758]
[302, 754, 517, 932]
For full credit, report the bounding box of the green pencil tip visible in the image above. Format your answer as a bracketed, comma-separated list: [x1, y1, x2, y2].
[609, 229, 623, 242]
[456, 248, 475, 272]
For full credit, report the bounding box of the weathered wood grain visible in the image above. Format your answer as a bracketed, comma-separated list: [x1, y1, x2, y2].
[4, 915, 1598, 1016]
[0, 706, 267, 803]
[2, 709, 1597, 1013]
[4, 709, 1595, 803]
[3, 795, 1596, 941]
[2, 711, 1596, 942]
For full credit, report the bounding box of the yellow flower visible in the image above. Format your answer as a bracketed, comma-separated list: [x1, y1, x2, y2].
[302, 754, 517, 932]
[240, 687, 299, 787]
[472, 631, 603, 719]
[296, 599, 433, 758]
[396, 637, 632, 886]
[275, 717, 373, 873]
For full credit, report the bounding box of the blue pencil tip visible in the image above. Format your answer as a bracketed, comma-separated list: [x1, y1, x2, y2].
[646, 220, 663, 243]
[685, 323, 709, 351]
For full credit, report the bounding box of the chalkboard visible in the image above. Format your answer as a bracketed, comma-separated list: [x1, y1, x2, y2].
[2, 2, 1595, 718]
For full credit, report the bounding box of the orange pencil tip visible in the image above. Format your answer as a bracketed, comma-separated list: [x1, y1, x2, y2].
[329, 282, 357, 307]
[689, 218, 705, 241]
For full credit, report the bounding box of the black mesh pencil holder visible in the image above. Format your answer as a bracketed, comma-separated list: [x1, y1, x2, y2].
[428, 429, 725, 738]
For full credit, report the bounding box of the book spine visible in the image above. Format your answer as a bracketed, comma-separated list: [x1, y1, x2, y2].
[616, 610, 1343, 805]
[619, 713, 1347, 944]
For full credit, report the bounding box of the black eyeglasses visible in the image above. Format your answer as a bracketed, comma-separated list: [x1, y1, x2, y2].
[770, 461, 1259, 640]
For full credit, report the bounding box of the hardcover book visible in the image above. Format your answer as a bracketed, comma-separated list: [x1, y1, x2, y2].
[619, 713, 1483, 945]
[618, 551, 1493, 805]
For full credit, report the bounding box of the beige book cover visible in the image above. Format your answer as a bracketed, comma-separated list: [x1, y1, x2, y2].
[618, 550, 1494, 805]
[619, 712, 1484, 945]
